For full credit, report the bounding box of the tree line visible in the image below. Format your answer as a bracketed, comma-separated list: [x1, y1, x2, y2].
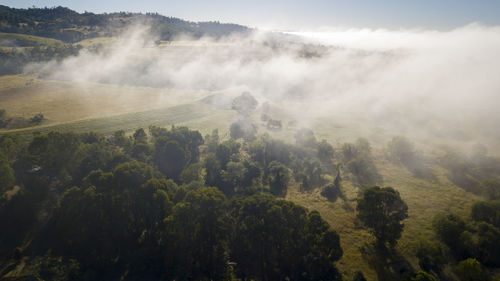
[1, 125, 499, 280]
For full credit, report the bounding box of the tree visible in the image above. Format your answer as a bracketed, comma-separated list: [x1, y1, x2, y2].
[475, 222, 500, 267]
[387, 136, 415, 165]
[133, 128, 148, 143]
[432, 213, 467, 251]
[267, 161, 290, 197]
[356, 186, 408, 247]
[164, 187, 229, 280]
[352, 270, 367, 281]
[480, 179, 500, 200]
[317, 140, 334, 166]
[231, 92, 258, 116]
[215, 142, 232, 170]
[342, 138, 382, 186]
[471, 200, 500, 228]
[415, 240, 446, 275]
[322, 167, 342, 202]
[454, 258, 487, 281]
[179, 163, 202, 184]
[154, 138, 188, 182]
[204, 153, 223, 188]
[230, 194, 343, 281]
[0, 152, 14, 194]
[230, 122, 245, 139]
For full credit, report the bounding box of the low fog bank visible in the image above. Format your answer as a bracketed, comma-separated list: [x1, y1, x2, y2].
[27, 24, 500, 147]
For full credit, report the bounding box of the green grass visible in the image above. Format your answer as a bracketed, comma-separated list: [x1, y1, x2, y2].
[0, 32, 64, 47]
[0, 101, 236, 141]
[286, 151, 482, 281]
[0, 75, 217, 125]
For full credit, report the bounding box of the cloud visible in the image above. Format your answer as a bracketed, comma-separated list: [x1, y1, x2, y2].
[28, 23, 500, 145]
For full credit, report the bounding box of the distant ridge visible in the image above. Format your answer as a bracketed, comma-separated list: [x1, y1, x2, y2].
[0, 5, 250, 42]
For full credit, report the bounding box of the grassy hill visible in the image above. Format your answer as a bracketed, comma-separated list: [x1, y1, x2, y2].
[0, 5, 250, 43]
[0, 32, 64, 47]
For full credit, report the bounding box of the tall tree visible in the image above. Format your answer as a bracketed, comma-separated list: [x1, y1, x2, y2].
[357, 186, 408, 247]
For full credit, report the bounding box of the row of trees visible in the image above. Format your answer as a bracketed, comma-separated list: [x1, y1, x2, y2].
[0, 44, 82, 75]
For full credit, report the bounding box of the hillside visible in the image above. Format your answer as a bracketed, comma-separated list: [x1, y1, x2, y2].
[0, 5, 250, 42]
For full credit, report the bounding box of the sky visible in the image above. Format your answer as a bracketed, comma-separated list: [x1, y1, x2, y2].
[2, 0, 500, 30]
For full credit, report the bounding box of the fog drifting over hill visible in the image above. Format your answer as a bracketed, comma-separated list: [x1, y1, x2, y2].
[29, 23, 500, 144]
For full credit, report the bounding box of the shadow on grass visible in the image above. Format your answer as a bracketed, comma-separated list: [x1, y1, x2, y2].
[360, 242, 414, 281]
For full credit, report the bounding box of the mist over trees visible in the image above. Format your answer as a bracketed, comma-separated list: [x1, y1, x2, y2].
[1, 4, 500, 281]
[0, 126, 349, 280]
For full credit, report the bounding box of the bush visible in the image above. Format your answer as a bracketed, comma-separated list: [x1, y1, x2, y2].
[454, 258, 487, 281]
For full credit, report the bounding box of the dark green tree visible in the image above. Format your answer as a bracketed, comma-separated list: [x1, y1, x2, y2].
[317, 139, 334, 167]
[133, 128, 148, 143]
[267, 161, 290, 197]
[432, 213, 467, 252]
[454, 258, 487, 281]
[352, 270, 367, 281]
[356, 186, 408, 247]
[230, 194, 343, 281]
[230, 122, 245, 139]
[165, 187, 229, 280]
[415, 240, 447, 274]
[471, 200, 500, 228]
[179, 163, 202, 184]
[154, 138, 188, 182]
[0, 152, 14, 194]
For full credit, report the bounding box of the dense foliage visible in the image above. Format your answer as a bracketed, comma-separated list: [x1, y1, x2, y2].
[0, 126, 344, 280]
[356, 186, 409, 247]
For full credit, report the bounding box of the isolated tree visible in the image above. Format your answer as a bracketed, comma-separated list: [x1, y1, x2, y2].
[356, 186, 408, 247]
[342, 138, 383, 186]
[387, 136, 415, 165]
[231, 92, 258, 116]
[322, 167, 342, 202]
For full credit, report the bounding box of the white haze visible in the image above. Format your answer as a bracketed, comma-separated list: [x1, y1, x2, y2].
[28, 23, 500, 147]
